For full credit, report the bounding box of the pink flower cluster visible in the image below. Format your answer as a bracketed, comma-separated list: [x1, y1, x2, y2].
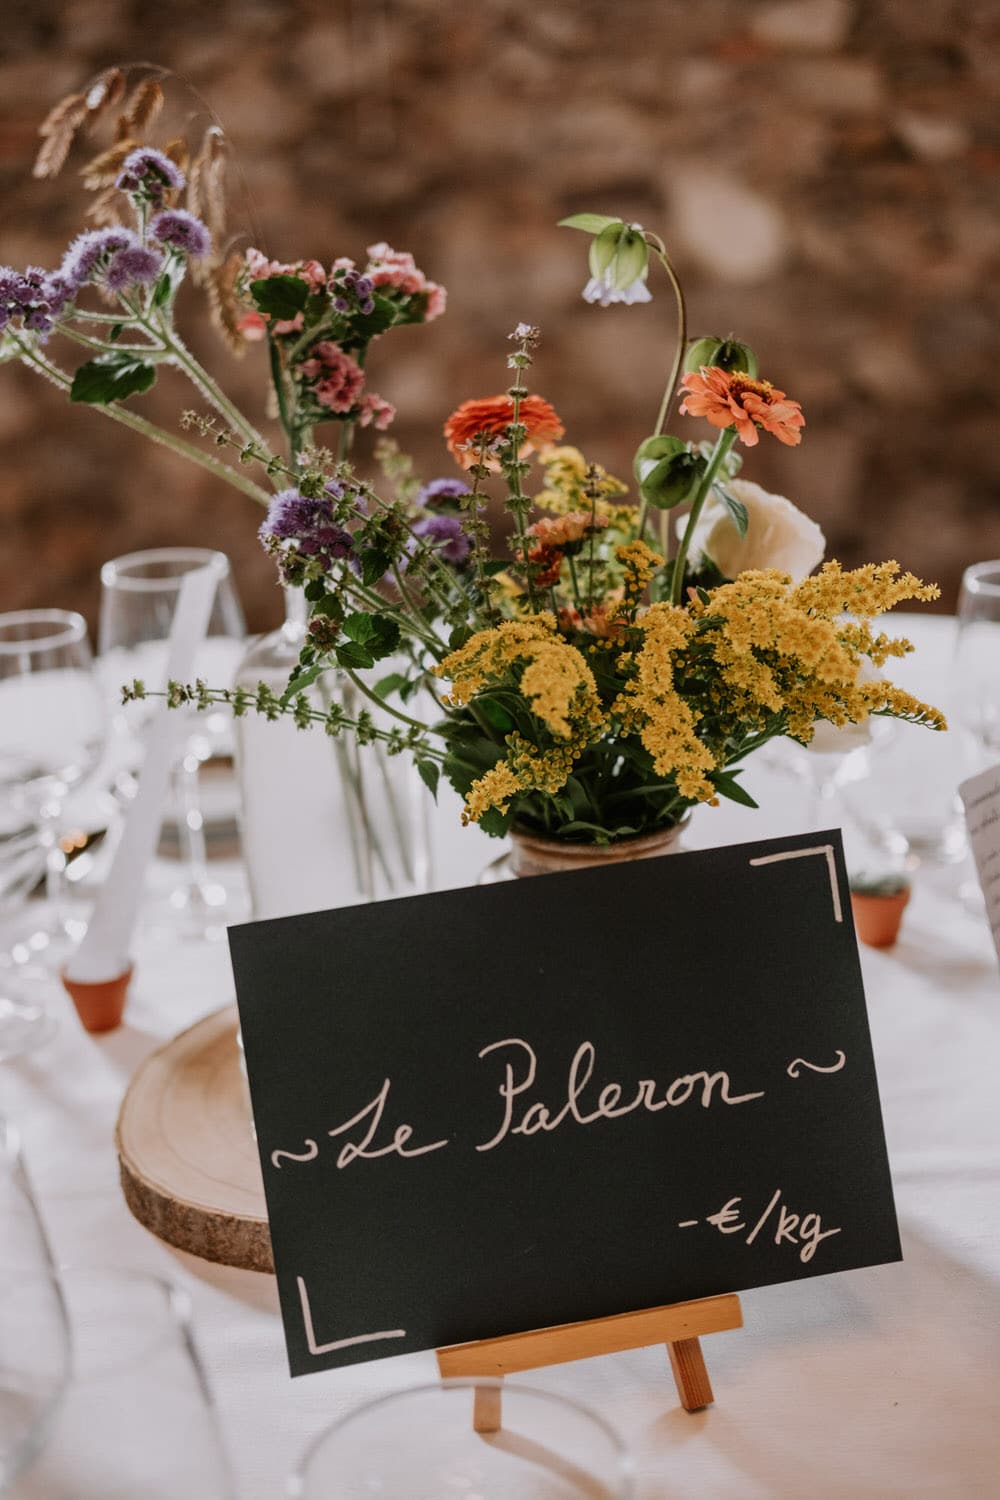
[301, 341, 365, 413]
[298, 340, 396, 428]
[364, 242, 447, 321]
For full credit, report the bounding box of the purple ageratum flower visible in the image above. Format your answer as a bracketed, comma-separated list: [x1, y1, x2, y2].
[61, 228, 138, 289]
[116, 147, 186, 203]
[0, 265, 73, 338]
[106, 245, 164, 292]
[331, 267, 375, 317]
[414, 477, 471, 510]
[150, 209, 211, 260]
[412, 512, 471, 566]
[259, 488, 354, 561]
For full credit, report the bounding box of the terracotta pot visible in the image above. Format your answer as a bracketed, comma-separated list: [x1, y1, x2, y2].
[850, 889, 910, 949]
[61, 967, 132, 1034]
[508, 821, 688, 879]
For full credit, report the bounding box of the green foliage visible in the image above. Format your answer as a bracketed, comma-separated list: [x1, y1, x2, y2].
[70, 354, 156, 404]
[557, 213, 623, 235]
[715, 483, 749, 538]
[250, 274, 310, 320]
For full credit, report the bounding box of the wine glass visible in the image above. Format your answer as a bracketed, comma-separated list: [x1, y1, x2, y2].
[290, 1380, 634, 1499]
[98, 548, 245, 938]
[9, 1269, 238, 1498]
[0, 610, 106, 1058]
[0, 1118, 71, 1490]
[955, 561, 1000, 754]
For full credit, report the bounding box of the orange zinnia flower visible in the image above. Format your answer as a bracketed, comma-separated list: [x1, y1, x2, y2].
[679, 366, 805, 447]
[527, 511, 609, 554]
[444, 394, 565, 469]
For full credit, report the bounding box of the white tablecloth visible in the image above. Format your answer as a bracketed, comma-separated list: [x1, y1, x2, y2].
[5, 616, 1000, 1498]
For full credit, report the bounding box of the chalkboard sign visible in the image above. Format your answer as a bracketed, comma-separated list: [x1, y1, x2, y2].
[228, 828, 900, 1377]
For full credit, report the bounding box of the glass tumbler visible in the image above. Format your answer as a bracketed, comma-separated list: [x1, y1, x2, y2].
[290, 1379, 633, 1499]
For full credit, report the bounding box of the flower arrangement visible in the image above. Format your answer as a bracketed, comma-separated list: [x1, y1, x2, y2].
[2, 76, 946, 849]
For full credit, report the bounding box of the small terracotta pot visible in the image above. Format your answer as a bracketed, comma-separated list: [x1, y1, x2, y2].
[61, 967, 133, 1034]
[850, 890, 910, 949]
[509, 821, 688, 879]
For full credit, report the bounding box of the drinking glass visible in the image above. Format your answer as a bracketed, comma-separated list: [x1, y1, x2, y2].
[0, 611, 105, 1058]
[98, 548, 245, 937]
[0, 1118, 71, 1490]
[10, 1269, 237, 1499]
[290, 1380, 634, 1499]
[955, 561, 1000, 754]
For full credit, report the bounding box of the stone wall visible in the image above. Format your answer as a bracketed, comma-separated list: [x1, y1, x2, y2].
[2, 0, 999, 632]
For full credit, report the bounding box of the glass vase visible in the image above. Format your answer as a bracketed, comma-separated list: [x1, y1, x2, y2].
[233, 589, 431, 921]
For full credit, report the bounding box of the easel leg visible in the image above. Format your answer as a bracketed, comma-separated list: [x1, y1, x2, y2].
[667, 1336, 714, 1411]
[473, 1381, 503, 1434]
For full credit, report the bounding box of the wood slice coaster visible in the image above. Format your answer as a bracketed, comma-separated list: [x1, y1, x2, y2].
[116, 1006, 273, 1273]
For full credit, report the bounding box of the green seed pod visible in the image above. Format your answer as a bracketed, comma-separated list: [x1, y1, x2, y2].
[682, 336, 759, 378]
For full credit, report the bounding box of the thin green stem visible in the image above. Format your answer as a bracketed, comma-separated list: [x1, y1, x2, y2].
[670, 428, 736, 606]
[648, 242, 688, 438]
[152, 316, 270, 453]
[13, 338, 272, 505]
[58, 324, 163, 357]
[341, 665, 432, 734]
[567, 553, 583, 610]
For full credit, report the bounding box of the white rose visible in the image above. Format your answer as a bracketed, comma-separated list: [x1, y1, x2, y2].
[681, 478, 825, 581]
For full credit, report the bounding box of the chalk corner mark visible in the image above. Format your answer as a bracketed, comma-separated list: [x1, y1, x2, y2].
[296, 1275, 406, 1358]
[748, 843, 843, 923]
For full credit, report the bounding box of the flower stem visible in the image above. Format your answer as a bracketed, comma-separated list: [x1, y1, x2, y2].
[669, 427, 736, 605]
[648, 241, 688, 438]
[341, 665, 432, 733]
[13, 338, 272, 505]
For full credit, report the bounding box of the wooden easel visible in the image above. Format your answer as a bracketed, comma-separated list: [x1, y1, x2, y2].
[436, 1292, 743, 1433]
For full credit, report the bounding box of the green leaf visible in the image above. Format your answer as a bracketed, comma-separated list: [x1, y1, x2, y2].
[359, 549, 391, 587]
[374, 672, 408, 700]
[479, 805, 515, 838]
[310, 595, 341, 620]
[343, 612, 378, 645]
[368, 614, 401, 660]
[556, 820, 640, 841]
[416, 759, 439, 799]
[151, 273, 173, 309]
[558, 213, 623, 235]
[475, 697, 515, 734]
[279, 664, 323, 706]
[335, 641, 375, 671]
[348, 294, 397, 340]
[304, 579, 325, 602]
[715, 484, 749, 538]
[449, 625, 474, 652]
[710, 770, 759, 809]
[250, 274, 309, 320]
[481, 560, 510, 577]
[69, 354, 156, 405]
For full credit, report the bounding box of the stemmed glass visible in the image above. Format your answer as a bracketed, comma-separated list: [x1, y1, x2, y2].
[9, 1269, 238, 1498]
[0, 1118, 71, 1490]
[290, 1380, 634, 1498]
[98, 548, 245, 937]
[955, 561, 1000, 755]
[0, 611, 106, 1059]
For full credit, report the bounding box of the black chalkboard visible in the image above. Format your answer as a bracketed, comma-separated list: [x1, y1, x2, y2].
[228, 828, 900, 1377]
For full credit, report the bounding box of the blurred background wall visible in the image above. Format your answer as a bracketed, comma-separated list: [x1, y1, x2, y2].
[2, 0, 999, 631]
